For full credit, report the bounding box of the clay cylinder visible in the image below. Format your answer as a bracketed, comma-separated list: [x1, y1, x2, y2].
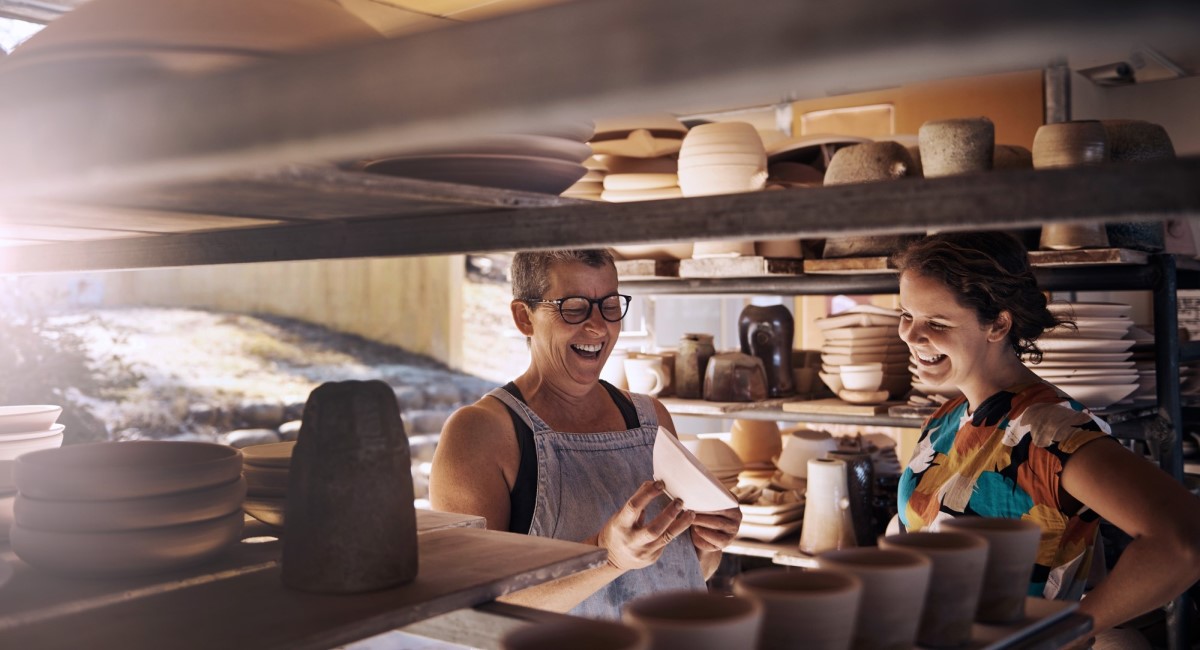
[282, 380, 418, 593]
[738, 304, 796, 398]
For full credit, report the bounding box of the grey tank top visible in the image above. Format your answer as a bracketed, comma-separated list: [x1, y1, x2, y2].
[487, 386, 707, 620]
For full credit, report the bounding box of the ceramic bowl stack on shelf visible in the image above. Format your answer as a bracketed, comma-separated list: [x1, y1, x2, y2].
[682, 435, 743, 490]
[815, 306, 910, 403]
[241, 441, 295, 528]
[10, 441, 245, 576]
[0, 405, 66, 542]
[588, 115, 686, 203]
[1026, 302, 1139, 409]
[561, 157, 607, 200]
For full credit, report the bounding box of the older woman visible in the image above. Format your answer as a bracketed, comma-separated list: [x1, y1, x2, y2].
[431, 248, 741, 619]
[893, 231, 1200, 637]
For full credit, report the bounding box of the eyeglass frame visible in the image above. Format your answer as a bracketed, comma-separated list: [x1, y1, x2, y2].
[524, 293, 633, 324]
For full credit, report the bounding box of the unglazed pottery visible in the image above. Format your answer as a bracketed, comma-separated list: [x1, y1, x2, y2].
[918, 117, 995, 178]
[623, 590, 763, 650]
[652, 428, 737, 512]
[0, 405, 62, 434]
[624, 356, 668, 396]
[800, 458, 857, 556]
[938, 517, 1041, 624]
[14, 477, 246, 533]
[729, 418, 782, 465]
[675, 334, 715, 399]
[733, 567, 862, 650]
[816, 547, 933, 650]
[776, 429, 838, 479]
[880, 531, 989, 647]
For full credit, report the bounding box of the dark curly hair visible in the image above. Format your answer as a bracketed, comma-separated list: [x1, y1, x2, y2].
[890, 231, 1073, 363]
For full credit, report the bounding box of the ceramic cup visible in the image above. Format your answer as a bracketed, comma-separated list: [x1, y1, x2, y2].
[732, 567, 863, 650]
[502, 618, 649, 650]
[730, 418, 782, 465]
[601, 349, 630, 390]
[776, 428, 837, 479]
[879, 532, 989, 648]
[623, 590, 763, 650]
[816, 547, 933, 650]
[799, 458, 857, 556]
[625, 356, 667, 396]
[938, 517, 1042, 624]
[918, 117, 995, 178]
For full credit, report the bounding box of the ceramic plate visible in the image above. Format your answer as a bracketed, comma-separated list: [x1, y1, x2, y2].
[1042, 326, 1131, 340]
[603, 173, 678, 191]
[0, 405, 62, 435]
[653, 428, 737, 512]
[1047, 302, 1134, 319]
[735, 519, 803, 542]
[742, 507, 804, 526]
[0, 423, 66, 441]
[1036, 339, 1136, 353]
[815, 312, 900, 331]
[359, 154, 587, 195]
[740, 499, 805, 517]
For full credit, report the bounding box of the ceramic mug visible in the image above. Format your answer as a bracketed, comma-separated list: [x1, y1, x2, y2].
[879, 531, 989, 648]
[601, 349, 630, 390]
[816, 547, 933, 650]
[502, 618, 649, 650]
[625, 356, 667, 396]
[623, 590, 763, 650]
[937, 517, 1042, 624]
[732, 567, 863, 650]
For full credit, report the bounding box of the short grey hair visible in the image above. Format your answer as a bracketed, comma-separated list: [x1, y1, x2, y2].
[510, 249, 616, 301]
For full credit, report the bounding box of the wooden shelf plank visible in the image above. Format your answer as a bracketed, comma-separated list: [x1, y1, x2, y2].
[679, 256, 804, 279]
[0, 0, 1194, 197]
[5, 162, 1200, 274]
[804, 256, 894, 275]
[1028, 248, 1149, 267]
[0, 527, 605, 650]
[659, 396, 807, 416]
[616, 259, 679, 279]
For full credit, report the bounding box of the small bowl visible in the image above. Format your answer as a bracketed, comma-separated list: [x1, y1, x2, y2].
[240, 441, 294, 469]
[775, 429, 837, 478]
[681, 437, 744, 475]
[0, 426, 65, 461]
[16, 441, 242, 501]
[840, 364, 884, 391]
[818, 371, 844, 394]
[0, 405, 63, 435]
[839, 389, 890, 405]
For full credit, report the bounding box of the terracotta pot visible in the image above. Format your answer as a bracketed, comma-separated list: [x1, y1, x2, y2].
[880, 532, 988, 647]
[733, 567, 862, 650]
[815, 547, 932, 650]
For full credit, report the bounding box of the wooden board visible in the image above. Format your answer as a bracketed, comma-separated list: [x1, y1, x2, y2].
[0, 527, 605, 650]
[782, 398, 904, 416]
[803, 256, 895, 275]
[616, 259, 680, 278]
[1028, 247, 1148, 267]
[0, 509, 485, 629]
[888, 404, 938, 420]
[679, 256, 804, 279]
[660, 396, 803, 416]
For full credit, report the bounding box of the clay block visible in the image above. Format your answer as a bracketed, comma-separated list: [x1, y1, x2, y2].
[282, 380, 418, 593]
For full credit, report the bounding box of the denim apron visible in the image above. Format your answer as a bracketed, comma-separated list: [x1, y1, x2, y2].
[487, 387, 707, 620]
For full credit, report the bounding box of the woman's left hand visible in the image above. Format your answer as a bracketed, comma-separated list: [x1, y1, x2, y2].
[690, 507, 742, 552]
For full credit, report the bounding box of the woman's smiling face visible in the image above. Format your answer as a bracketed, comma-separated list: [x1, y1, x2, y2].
[898, 271, 1002, 391]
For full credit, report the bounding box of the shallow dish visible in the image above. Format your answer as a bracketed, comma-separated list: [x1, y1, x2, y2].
[14, 477, 246, 533]
[243, 464, 290, 495]
[823, 326, 897, 341]
[359, 154, 587, 196]
[1036, 339, 1136, 353]
[736, 519, 803, 542]
[0, 423, 66, 442]
[0, 429, 65, 461]
[652, 427, 737, 513]
[0, 405, 62, 434]
[11, 510, 243, 577]
[16, 441, 242, 501]
[241, 441, 295, 469]
[602, 172, 678, 191]
[243, 495, 287, 527]
[1046, 302, 1133, 319]
[838, 389, 890, 404]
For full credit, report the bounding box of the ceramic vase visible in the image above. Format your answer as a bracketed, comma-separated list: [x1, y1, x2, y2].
[827, 450, 875, 547]
[675, 333, 715, 399]
[799, 457, 856, 555]
[738, 304, 796, 398]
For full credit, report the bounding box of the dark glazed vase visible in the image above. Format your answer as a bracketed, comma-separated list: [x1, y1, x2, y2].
[675, 333, 715, 399]
[738, 304, 795, 398]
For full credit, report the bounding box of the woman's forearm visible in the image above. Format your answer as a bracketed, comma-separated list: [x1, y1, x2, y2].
[1079, 534, 1200, 632]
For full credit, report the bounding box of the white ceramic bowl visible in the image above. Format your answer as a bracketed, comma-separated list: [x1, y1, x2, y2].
[678, 152, 768, 168]
[11, 510, 244, 577]
[681, 437, 744, 475]
[678, 166, 768, 196]
[840, 364, 885, 391]
[0, 406, 62, 435]
[14, 477, 246, 533]
[16, 441, 242, 501]
[0, 427, 65, 461]
[776, 429, 838, 478]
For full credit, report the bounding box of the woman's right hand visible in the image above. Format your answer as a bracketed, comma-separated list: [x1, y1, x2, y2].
[595, 480, 696, 571]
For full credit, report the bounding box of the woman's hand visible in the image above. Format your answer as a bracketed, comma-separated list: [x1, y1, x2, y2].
[595, 480, 696, 571]
[690, 507, 742, 553]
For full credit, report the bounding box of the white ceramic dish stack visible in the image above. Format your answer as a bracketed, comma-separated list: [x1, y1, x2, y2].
[10, 440, 245, 576]
[0, 405, 66, 542]
[241, 440, 296, 528]
[814, 306, 909, 402]
[589, 114, 688, 159]
[677, 121, 767, 199]
[1026, 302, 1139, 409]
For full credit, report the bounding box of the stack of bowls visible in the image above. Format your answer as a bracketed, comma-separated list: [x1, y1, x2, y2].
[0, 405, 65, 541]
[242, 441, 295, 527]
[682, 436, 743, 490]
[677, 121, 768, 257]
[598, 154, 682, 203]
[773, 428, 838, 491]
[814, 307, 909, 402]
[11, 441, 245, 576]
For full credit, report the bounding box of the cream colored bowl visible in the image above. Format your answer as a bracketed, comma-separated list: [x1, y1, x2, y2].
[0, 405, 62, 434]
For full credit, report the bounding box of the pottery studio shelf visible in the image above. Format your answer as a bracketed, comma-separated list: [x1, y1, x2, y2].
[0, 510, 608, 650]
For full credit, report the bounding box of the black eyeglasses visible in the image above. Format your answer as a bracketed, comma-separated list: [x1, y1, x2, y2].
[528, 293, 632, 324]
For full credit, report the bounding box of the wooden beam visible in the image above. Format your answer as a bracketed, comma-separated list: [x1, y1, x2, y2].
[0, 0, 1195, 197]
[3, 160, 1198, 274]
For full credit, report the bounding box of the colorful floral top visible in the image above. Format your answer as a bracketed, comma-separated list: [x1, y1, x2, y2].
[898, 382, 1113, 600]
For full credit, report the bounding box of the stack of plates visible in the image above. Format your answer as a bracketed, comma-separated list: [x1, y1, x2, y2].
[588, 117, 686, 202]
[357, 130, 593, 196]
[0, 405, 66, 541]
[589, 114, 687, 159]
[815, 306, 910, 399]
[561, 157, 607, 200]
[736, 496, 806, 542]
[11, 441, 245, 576]
[1026, 302, 1139, 409]
[242, 441, 295, 528]
[681, 436, 743, 490]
